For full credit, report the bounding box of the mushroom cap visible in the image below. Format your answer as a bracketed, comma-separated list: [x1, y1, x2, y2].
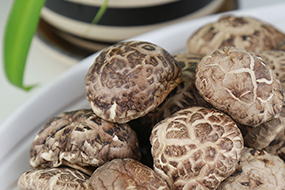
[265, 129, 285, 162]
[277, 38, 285, 51]
[217, 147, 285, 190]
[260, 49, 285, 90]
[195, 46, 284, 127]
[87, 158, 170, 190]
[29, 109, 141, 175]
[18, 167, 90, 190]
[85, 41, 183, 123]
[187, 15, 285, 55]
[173, 52, 205, 82]
[244, 106, 285, 149]
[265, 107, 285, 162]
[150, 107, 244, 190]
[138, 53, 211, 128]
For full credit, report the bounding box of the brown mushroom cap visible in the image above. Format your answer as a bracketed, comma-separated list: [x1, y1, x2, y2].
[86, 158, 170, 190]
[217, 147, 285, 190]
[244, 106, 285, 149]
[276, 38, 285, 51]
[187, 15, 285, 54]
[173, 52, 205, 82]
[264, 108, 285, 162]
[260, 49, 285, 90]
[17, 167, 91, 190]
[137, 53, 211, 129]
[85, 41, 183, 123]
[30, 109, 141, 175]
[265, 129, 285, 162]
[195, 46, 284, 127]
[150, 107, 244, 190]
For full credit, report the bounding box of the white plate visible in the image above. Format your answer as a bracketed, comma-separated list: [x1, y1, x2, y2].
[1, 3, 285, 189]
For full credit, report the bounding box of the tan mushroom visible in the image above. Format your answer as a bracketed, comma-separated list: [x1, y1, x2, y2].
[259, 49, 285, 90]
[217, 147, 285, 190]
[173, 52, 205, 82]
[187, 15, 285, 54]
[265, 128, 285, 162]
[137, 52, 211, 129]
[277, 38, 285, 51]
[129, 53, 211, 168]
[86, 158, 170, 190]
[30, 109, 141, 175]
[238, 50, 285, 148]
[85, 41, 183, 123]
[244, 106, 285, 149]
[18, 167, 91, 190]
[195, 46, 284, 127]
[150, 106, 244, 190]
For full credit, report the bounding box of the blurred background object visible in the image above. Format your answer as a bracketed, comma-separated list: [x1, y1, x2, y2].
[38, 0, 237, 61]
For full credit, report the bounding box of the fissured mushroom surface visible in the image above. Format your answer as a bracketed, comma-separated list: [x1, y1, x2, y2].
[87, 158, 170, 190]
[244, 106, 285, 149]
[150, 107, 243, 190]
[85, 41, 182, 123]
[30, 109, 141, 175]
[173, 52, 205, 82]
[18, 167, 91, 190]
[195, 46, 284, 127]
[217, 148, 285, 190]
[187, 16, 285, 54]
[138, 53, 211, 129]
[260, 50, 285, 90]
[265, 112, 285, 162]
[277, 38, 285, 51]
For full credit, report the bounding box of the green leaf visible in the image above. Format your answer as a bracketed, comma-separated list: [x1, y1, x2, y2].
[3, 0, 108, 91]
[3, 0, 45, 91]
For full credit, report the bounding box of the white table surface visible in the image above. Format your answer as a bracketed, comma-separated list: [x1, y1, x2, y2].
[1, 0, 285, 125]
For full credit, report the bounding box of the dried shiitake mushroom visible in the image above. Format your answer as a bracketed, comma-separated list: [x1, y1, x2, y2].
[18, 167, 91, 190]
[86, 158, 170, 190]
[150, 107, 244, 190]
[260, 49, 285, 90]
[85, 41, 183, 123]
[187, 15, 285, 54]
[196, 46, 284, 127]
[217, 147, 285, 190]
[138, 53, 211, 129]
[277, 38, 285, 51]
[265, 122, 285, 162]
[30, 109, 141, 175]
[129, 53, 210, 168]
[173, 52, 205, 82]
[244, 106, 285, 149]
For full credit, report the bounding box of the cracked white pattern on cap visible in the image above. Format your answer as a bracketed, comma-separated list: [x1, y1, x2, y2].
[217, 147, 285, 190]
[150, 107, 243, 189]
[195, 46, 284, 127]
[187, 16, 285, 54]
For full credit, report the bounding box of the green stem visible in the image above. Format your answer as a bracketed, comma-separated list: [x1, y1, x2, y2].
[91, 0, 110, 24]
[3, 0, 46, 91]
